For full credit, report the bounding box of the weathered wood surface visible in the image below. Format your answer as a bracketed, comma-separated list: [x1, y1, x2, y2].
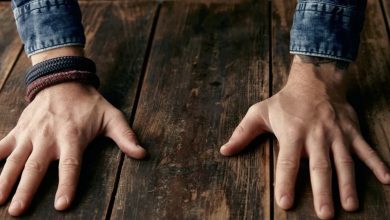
[1, 0, 390, 219]
[0, 3, 22, 92]
[111, 2, 271, 219]
[272, 0, 390, 219]
[78, 0, 249, 3]
[0, 2, 157, 219]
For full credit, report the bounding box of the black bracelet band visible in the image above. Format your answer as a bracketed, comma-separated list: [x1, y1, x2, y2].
[25, 56, 96, 85]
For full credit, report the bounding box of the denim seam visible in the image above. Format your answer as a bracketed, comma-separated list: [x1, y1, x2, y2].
[290, 50, 353, 62]
[297, 2, 357, 9]
[13, 2, 72, 20]
[294, 9, 354, 17]
[27, 43, 84, 57]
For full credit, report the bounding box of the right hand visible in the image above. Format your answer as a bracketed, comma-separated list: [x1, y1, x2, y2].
[0, 82, 146, 216]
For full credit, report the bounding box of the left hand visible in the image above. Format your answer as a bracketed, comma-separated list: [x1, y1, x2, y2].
[220, 55, 390, 219]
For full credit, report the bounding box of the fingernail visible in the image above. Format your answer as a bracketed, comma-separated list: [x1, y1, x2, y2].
[55, 196, 69, 210]
[9, 200, 22, 214]
[280, 195, 290, 208]
[135, 145, 144, 149]
[320, 204, 332, 216]
[220, 145, 229, 154]
[346, 196, 353, 205]
[0, 191, 4, 203]
[385, 173, 390, 182]
[346, 196, 355, 207]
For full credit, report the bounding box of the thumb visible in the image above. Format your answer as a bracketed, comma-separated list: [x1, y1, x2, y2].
[220, 102, 270, 156]
[104, 110, 147, 159]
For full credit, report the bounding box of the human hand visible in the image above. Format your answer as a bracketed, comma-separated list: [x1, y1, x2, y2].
[220, 55, 390, 219]
[0, 82, 146, 216]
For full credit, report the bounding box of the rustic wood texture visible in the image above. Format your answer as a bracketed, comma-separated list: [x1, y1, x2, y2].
[0, 2, 157, 219]
[1, 0, 390, 219]
[111, 2, 271, 219]
[0, 3, 22, 92]
[78, 0, 249, 3]
[272, 0, 390, 219]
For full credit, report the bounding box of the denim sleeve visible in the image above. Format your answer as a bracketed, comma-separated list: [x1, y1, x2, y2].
[290, 0, 367, 62]
[12, 0, 85, 57]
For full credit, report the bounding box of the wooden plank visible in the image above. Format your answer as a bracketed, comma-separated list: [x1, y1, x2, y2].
[111, 1, 271, 219]
[78, 0, 249, 3]
[0, 2, 157, 219]
[272, 0, 390, 219]
[0, 3, 23, 92]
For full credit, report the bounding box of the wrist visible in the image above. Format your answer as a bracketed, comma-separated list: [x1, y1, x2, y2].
[31, 46, 84, 65]
[34, 82, 98, 101]
[285, 55, 348, 100]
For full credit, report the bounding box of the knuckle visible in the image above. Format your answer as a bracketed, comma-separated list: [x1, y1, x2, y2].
[311, 160, 331, 173]
[64, 126, 83, 139]
[278, 158, 299, 171]
[341, 182, 355, 194]
[315, 189, 332, 199]
[111, 109, 126, 120]
[365, 148, 378, 160]
[6, 154, 23, 165]
[16, 186, 33, 197]
[40, 124, 52, 137]
[121, 128, 136, 139]
[337, 156, 354, 167]
[234, 125, 245, 135]
[24, 160, 44, 173]
[60, 157, 81, 170]
[247, 104, 259, 114]
[284, 127, 301, 141]
[318, 102, 336, 120]
[58, 182, 77, 191]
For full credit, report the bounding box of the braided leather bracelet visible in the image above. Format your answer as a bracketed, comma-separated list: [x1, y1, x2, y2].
[26, 70, 100, 102]
[25, 56, 96, 85]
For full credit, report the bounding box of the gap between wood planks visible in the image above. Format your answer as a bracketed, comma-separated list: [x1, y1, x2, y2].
[0, 48, 22, 92]
[104, 3, 162, 220]
[267, 1, 274, 220]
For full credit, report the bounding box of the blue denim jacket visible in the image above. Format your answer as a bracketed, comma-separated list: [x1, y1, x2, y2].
[290, 0, 367, 62]
[12, 0, 366, 61]
[12, 0, 85, 57]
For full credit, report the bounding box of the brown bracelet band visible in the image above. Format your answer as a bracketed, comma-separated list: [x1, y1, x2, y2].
[26, 70, 100, 102]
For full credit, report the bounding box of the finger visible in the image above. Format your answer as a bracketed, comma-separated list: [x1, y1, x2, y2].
[0, 141, 32, 205]
[331, 138, 358, 211]
[220, 103, 269, 156]
[0, 134, 15, 160]
[54, 145, 82, 211]
[308, 136, 334, 220]
[104, 110, 146, 159]
[352, 135, 390, 184]
[8, 146, 52, 216]
[275, 139, 302, 209]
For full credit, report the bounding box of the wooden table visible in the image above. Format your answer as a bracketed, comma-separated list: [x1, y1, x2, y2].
[0, 0, 389, 219]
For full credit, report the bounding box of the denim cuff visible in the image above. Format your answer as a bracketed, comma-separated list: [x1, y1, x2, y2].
[12, 0, 85, 57]
[290, 0, 367, 62]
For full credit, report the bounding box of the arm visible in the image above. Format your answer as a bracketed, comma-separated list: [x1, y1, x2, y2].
[0, 0, 146, 216]
[221, 1, 390, 219]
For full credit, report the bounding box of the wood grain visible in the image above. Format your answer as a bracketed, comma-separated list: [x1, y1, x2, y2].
[0, 3, 23, 92]
[272, 0, 390, 219]
[0, 2, 157, 219]
[78, 0, 250, 3]
[111, 1, 271, 219]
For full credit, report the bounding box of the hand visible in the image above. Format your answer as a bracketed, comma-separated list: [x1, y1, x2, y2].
[220, 55, 390, 219]
[0, 82, 146, 216]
